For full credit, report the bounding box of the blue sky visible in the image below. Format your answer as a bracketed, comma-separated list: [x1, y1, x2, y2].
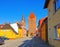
[0, 0, 48, 29]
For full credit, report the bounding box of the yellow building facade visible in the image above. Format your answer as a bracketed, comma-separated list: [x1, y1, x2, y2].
[0, 24, 22, 39]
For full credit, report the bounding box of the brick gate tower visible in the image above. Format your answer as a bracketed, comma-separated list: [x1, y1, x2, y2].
[28, 12, 36, 36]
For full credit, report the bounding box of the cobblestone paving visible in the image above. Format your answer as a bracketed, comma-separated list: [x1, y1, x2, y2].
[0, 37, 32, 47]
[21, 37, 54, 47]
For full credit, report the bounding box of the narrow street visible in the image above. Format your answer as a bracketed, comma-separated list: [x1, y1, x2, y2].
[0, 37, 32, 47]
[0, 37, 54, 47]
[19, 37, 54, 47]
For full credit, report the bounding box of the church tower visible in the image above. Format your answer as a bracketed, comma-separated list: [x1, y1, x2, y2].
[28, 12, 36, 36]
[21, 15, 26, 27]
[21, 15, 26, 37]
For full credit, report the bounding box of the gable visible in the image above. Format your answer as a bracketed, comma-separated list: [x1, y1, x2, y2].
[10, 23, 18, 33]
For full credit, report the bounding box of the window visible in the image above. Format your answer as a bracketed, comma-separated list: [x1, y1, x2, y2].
[54, 24, 60, 40]
[56, 0, 60, 10]
[57, 26, 60, 38]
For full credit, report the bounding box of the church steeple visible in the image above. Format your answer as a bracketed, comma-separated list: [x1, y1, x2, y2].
[21, 15, 26, 26]
[22, 15, 25, 22]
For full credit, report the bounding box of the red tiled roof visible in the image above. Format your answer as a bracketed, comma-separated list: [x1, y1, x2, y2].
[40, 18, 44, 27]
[39, 16, 48, 27]
[29, 12, 35, 18]
[0, 24, 4, 28]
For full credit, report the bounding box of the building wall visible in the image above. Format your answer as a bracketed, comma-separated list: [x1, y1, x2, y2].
[38, 18, 48, 42]
[22, 28, 26, 37]
[0, 28, 22, 39]
[28, 16, 36, 36]
[48, 0, 60, 47]
[16, 28, 22, 38]
[0, 29, 5, 36]
[41, 23, 46, 42]
[38, 22, 41, 38]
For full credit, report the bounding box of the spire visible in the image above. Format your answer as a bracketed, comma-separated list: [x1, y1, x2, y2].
[21, 14, 26, 26]
[21, 14, 25, 22]
[22, 15, 25, 21]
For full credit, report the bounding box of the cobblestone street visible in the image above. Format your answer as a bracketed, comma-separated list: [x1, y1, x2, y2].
[0, 36, 54, 47]
[0, 37, 32, 47]
[19, 37, 54, 47]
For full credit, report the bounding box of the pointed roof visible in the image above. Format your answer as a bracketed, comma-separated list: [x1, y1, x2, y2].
[22, 15, 24, 20]
[22, 14, 25, 22]
[29, 12, 35, 18]
[21, 15, 26, 26]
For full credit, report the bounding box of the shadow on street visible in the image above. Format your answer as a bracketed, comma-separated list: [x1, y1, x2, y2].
[18, 36, 54, 47]
[18, 40, 29, 47]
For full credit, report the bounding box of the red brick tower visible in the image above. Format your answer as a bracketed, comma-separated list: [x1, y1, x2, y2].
[28, 12, 36, 36]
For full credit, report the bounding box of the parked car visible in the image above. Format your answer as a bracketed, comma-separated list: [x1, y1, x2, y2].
[0, 37, 4, 45]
